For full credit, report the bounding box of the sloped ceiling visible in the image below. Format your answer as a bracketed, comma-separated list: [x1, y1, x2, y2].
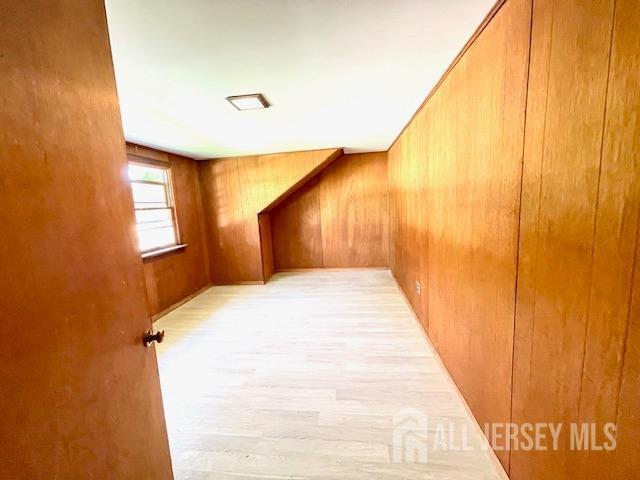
[105, 0, 495, 159]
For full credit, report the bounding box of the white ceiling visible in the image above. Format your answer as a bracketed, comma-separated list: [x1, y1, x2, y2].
[105, 0, 494, 159]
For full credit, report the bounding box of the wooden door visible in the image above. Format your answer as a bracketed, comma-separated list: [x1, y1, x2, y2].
[0, 1, 173, 478]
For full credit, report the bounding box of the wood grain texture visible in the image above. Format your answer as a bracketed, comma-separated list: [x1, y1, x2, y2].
[0, 2, 172, 478]
[388, 110, 429, 328]
[127, 144, 210, 318]
[258, 212, 275, 282]
[387, 0, 531, 471]
[613, 244, 640, 479]
[271, 153, 389, 269]
[319, 153, 389, 267]
[199, 157, 249, 283]
[608, 2, 640, 477]
[272, 177, 324, 268]
[512, 0, 640, 477]
[388, 0, 640, 477]
[198, 149, 340, 284]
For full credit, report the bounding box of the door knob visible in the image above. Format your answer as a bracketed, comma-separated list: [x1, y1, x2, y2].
[143, 329, 165, 347]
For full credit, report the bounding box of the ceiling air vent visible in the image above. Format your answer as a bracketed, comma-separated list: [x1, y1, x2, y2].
[226, 93, 270, 111]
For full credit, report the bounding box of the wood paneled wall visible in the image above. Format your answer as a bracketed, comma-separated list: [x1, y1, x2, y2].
[389, 0, 530, 470]
[198, 149, 341, 284]
[127, 144, 210, 318]
[270, 152, 389, 269]
[388, 0, 640, 477]
[511, 0, 640, 478]
[0, 1, 172, 477]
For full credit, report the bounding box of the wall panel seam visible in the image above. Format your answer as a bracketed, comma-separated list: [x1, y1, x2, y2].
[611, 200, 640, 479]
[508, 0, 535, 473]
[575, 0, 618, 428]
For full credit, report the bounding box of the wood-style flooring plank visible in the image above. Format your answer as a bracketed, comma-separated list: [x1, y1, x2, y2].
[155, 269, 507, 480]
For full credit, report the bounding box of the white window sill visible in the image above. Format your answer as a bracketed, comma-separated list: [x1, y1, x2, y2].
[141, 244, 187, 261]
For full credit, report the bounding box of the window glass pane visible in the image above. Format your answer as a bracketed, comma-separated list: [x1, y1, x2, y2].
[137, 225, 177, 252]
[128, 160, 178, 253]
[135, 208, 173, 229]
[131, 182, 167, 207]
[128, 164, 166, 183]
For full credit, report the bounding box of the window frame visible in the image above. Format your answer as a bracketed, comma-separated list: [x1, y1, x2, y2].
[127, 155, 184, 258]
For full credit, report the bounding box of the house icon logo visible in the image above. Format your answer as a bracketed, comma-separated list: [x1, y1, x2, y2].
[392, 408, 430, 464]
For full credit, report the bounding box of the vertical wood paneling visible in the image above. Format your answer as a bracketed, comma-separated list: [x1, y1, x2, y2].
[608, 2, 640, 477]
[199, 157, 249, 283]
[511, 0, 630, 477]
[388, 0, 531, 471]
[272, 177, 324, 269]
[576, 0, 640, 476]
[258, 212, 275, 282]
[319, 153, 389, 267]
[388, 0, 640, 476]
[128, 144, 210, 317]
[613, 249, 640, 478]
[389, 110, 430, 328]
[270, 153, 389, 269]
[198, 149, 340, 283]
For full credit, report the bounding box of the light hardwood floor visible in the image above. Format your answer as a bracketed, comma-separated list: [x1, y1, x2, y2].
[155, 269, 507, 479]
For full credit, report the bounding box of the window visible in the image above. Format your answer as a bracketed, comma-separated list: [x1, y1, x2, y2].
[128, 160, 180, 255]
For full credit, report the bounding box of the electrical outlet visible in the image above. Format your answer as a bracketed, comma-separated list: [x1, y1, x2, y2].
[416, 281, 421, 295]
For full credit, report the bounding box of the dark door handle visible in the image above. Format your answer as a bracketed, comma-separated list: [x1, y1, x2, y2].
[143, 329, 165, 347]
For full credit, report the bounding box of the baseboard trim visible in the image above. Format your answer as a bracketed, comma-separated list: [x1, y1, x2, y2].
[151, 284, 212, 322]
[276, 266, 389, 272]
[211, 280, 265, 286]
[389, 269, 510, 480]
